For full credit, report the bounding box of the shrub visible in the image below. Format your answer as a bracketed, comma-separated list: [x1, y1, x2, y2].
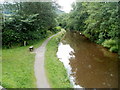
[102, 39, 116, 48]
[52, 26, 61, 33]
[55, 26, 61, 31]
[102, 39, 118, 53]
[96, 38, 105, 44]
[2, 14, 39, 47]
[109, 46, 118, 53]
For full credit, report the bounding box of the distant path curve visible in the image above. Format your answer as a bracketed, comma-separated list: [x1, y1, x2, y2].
[34, 33, 59, 88]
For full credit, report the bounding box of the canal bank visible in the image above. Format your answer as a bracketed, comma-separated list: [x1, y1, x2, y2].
[45, 30, 72, 88]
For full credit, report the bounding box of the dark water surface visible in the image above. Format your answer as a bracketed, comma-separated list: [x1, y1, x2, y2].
[57, 31, 118, 88]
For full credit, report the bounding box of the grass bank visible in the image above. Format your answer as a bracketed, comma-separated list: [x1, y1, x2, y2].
[2, 35, 50, 88]
[0, 50, 1, 85]
[45, 29, 72, 88]
[2, 47, 36, 88]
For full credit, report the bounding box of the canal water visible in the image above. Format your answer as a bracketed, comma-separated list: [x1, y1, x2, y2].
[57, 31, 118, 88]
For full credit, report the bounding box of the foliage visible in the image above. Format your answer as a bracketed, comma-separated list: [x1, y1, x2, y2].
[56, 13, 69, 29]
[57, 2, 119, 53]
[2, 2, 58, 48]
[102, 39, 116, 48]
[3, 14, 39, 47]
[102, 39, 118, 53]
[109, 46, 118, 53]
[55, 26, 62, 31]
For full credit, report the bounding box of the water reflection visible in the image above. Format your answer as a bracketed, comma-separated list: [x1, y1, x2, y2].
[57, 31, 118, 88]
[57, 43, 81, 88]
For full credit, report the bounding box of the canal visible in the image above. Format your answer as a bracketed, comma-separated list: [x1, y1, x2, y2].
[57, 31, 118, 88]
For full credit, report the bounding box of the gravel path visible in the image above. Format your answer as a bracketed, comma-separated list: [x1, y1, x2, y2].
[34, 34, 58, 88]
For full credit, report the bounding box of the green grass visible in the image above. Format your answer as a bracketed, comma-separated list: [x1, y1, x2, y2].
[2, 37, 48, 88]
[0, 62, 1, 85]
[45, 30, 72, 88]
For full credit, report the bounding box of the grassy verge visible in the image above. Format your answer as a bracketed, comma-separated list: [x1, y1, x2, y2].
[0, 49, 1, 85]
[45, 29, 72, 88]
[2, 46, 36, 88]
[2, 35, 50, 88]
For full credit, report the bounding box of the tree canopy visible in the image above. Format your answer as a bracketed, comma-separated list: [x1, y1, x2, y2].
[2, 2, 59, 48]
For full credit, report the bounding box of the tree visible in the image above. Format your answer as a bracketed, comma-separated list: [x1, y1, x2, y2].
[58, 2, 119, 53]
[2, 2, 58, 47]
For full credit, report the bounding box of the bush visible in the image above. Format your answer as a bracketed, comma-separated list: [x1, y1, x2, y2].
[102, 39, 118, 53]
[55, 26, 61, 31]
[102, 39, 116, 48]
[96, 38, 105, 44]
[51, 26, 61, 33]
[2, 14, 39, 47]
[109, 46, 118, 53]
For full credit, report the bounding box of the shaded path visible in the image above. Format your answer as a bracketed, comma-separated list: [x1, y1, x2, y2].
[34, 33, 58, 88]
